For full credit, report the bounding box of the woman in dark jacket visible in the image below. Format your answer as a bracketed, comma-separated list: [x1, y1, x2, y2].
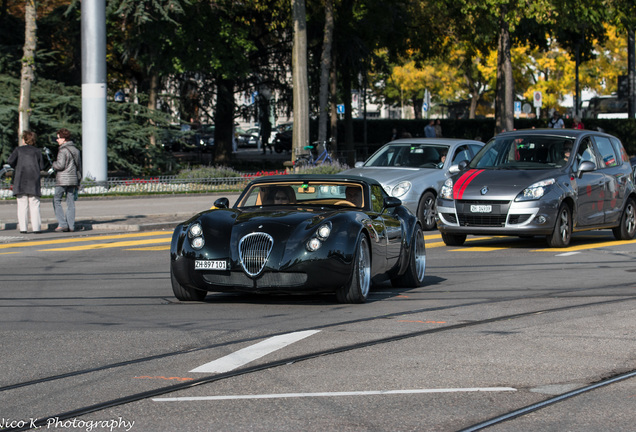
[7, 131, 44, 233]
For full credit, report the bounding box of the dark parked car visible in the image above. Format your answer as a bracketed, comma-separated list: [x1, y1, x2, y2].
[437, 129, 636, 247]
[237, 127, 260, 147]
[273, 123, 292, 153]
[170, 174, 426, 303]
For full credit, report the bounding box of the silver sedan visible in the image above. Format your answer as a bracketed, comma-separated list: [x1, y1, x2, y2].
[342, 138, 483, 230]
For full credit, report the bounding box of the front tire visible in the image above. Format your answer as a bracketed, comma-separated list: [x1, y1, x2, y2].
[336, 235, 371, 303]
[547, 203, 572, 247]
[391, 224, 426, 288]
[171, 266, 207, 301]
[612, 197, 636, 240]
[441, 232, 466, 246]
[417, 191, 437, 231]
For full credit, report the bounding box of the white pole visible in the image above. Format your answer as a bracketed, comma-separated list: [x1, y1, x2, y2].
[81, 0, 108, 183]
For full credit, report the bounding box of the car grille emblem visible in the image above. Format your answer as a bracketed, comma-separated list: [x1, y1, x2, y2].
[481, 186, 489, 195]
[239, 232, 274, 277]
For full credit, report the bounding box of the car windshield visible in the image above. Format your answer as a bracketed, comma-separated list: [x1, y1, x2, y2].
[237, 181, 364, 209]
[470, 134, 575, 169]
[364, 143, 448, 168]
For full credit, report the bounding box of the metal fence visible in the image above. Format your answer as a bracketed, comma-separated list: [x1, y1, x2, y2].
[0, 175, 250, 199]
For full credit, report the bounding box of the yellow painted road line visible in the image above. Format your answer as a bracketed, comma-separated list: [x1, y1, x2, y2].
[451, 246, 509, 252]
[39, 236, 172, 252]
[0, 231, 171, 250]
[125, 246, 171, 251]
[533, 238, 636, 253]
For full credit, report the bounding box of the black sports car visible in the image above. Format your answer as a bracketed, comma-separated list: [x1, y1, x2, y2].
[170, 174, 426, 303]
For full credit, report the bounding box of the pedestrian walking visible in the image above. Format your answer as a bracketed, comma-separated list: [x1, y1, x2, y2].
[51, 128, 81, 232]
[434, 119, 443, 137]
[549, 111, 564, 128]
[7, 130, 44, 234]
[424, 120, 436, 137]
[572, 116, 585, 129]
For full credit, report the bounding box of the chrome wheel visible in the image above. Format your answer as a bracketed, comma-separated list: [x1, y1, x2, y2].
[336, 235, 371, 303]
[414, 229, 426, 282]
[357, 236, 371, 298]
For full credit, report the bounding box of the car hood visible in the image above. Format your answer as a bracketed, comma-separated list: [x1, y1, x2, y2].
[342, 166, 439, 186]
[450, 168, 561, 200]
[192, 207, 338, 245]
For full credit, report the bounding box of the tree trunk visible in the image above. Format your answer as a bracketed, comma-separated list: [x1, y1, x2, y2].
[292, 0, 310, 163]
[317, 0, 334, 147]
[19, 0, 37, 140]
[495, 6, 514, 133]
[147, 72, 158, 147]
[214, 78, 235, 164]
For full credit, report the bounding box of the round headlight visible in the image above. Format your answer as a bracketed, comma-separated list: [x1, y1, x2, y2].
[189, 223, 203, 237]
[317, 223, 332, 240]
[306, 237, 322, 252]
[391, 181, 411, 198]
[191, 236, 205, 249]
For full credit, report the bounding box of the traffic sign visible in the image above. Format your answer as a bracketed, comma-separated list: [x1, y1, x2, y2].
[533, 91, 542, 108]
[337, 104, 345, 114]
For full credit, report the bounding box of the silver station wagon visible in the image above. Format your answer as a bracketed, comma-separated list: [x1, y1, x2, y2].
[436, 129, 636, 247]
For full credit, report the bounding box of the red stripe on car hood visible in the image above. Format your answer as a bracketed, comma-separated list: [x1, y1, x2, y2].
[453, 169, 484, 200]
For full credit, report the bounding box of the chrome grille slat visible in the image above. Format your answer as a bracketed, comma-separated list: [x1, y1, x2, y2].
[239, 233, 274, 277]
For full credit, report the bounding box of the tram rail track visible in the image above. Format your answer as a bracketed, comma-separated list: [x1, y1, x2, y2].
[2, 295, 635, 432]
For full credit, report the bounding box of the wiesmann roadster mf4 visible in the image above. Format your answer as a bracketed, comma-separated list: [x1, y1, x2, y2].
[436, 129, 636, 247]
[170, 175, 426, 303]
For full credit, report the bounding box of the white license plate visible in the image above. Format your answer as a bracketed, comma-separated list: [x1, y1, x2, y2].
[195, 260, 227, 270]
[470, 204, 492, 213]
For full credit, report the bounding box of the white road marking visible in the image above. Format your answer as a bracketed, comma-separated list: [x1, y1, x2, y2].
[189, 330, 321, 373]
[154, 387, 517, 402]
[556, 252, 581, 256]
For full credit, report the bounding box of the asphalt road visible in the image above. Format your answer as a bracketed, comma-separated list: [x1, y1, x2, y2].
[1, 229, 635, 431]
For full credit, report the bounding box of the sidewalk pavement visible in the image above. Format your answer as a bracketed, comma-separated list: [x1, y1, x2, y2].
[0, 147, 291, 241]
[0, 192, 240, 240]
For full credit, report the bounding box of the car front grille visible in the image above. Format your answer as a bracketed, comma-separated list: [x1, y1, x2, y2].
[203, 272, 307, 288]
[458, 214, 507, 226]
[239, 232, 274, 276]
[456, 199, 511, 227]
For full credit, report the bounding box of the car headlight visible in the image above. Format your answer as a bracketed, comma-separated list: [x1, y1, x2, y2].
[391, 181, 411, 198]
[188, 223, 205, 249]
[440, 178, 454, 200]
[515, 179, 555, 201]
[316, 222, 332, 240]
[307, 222, 332, 251]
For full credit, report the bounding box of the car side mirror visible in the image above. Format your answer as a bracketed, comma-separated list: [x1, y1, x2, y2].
[355, 161, 364, 168]
[213, 197, 230, 209]
[576, 160, 596, 178]
[449, 160, 469, 174]
[382, 196, 401, 213]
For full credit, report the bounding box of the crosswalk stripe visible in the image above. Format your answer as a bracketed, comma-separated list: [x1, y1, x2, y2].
[190, 330, 321, 374]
